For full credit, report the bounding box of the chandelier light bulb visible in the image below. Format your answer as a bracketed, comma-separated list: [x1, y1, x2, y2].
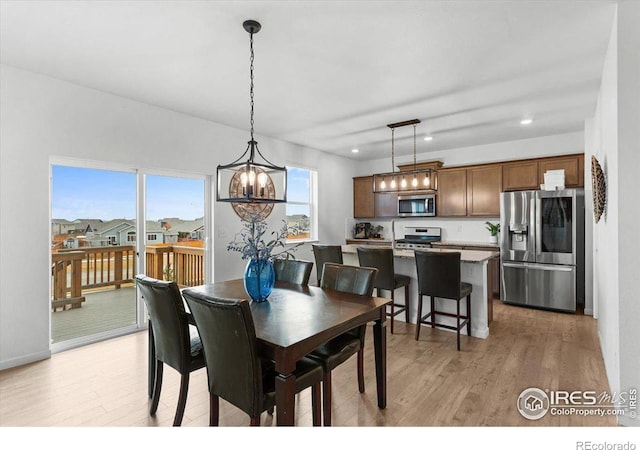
[240, 172, 248, 186]
[390, 177, 397, 189]
[257, 172, 268, 187]
[400, 176, 407, 188]
[412, 176, 418, 187]
[380, 177, 386, 189]
[248, 169, 256, 184]
[423, 175, 430, 187]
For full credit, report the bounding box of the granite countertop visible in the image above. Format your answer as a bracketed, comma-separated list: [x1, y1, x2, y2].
[345, 238, 392, 244]
[431, 240, 499, 249]
[341, 245, 499, 263]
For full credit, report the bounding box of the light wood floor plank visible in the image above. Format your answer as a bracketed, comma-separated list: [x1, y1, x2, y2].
[0, 300, 616, 427]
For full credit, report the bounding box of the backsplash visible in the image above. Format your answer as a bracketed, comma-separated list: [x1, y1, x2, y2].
[346, 217, 500, 243]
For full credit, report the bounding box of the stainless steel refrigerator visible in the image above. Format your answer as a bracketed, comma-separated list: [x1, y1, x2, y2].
[500, 189, 584, 312]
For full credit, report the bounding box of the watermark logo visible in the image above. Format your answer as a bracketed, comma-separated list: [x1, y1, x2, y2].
[517, 387, 637, 420]
[517, 387, 550, 420]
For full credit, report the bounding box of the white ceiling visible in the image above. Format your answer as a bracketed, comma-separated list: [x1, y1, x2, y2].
[0, 1, 616, 161]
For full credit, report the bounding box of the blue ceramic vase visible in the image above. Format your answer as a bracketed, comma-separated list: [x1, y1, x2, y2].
[244, 257, 275, 302]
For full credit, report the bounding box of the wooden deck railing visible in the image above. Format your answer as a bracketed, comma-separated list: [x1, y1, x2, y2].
[52, 244, 204, 311]
[145, 245, 205, 288]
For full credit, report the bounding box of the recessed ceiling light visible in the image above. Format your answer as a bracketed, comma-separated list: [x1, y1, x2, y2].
[351, 148, 359, 153]
[423, 136, 433, 141]
[520, 118, 533, 125]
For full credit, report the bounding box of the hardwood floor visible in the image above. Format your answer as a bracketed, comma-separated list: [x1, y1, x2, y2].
[0, 300, 616, 427]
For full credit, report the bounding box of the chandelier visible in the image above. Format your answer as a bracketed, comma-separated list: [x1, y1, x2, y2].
[216, 20, 287, 207]
[373, 119, 437, 193]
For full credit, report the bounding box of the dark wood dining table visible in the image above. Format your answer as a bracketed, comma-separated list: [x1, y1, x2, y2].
[183, 278, 391, 426]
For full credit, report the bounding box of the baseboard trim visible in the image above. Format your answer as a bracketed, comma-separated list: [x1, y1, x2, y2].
[0, 350, 51, 371]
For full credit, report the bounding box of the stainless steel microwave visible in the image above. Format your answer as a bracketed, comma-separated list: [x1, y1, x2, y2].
[398, 194, 436, 217]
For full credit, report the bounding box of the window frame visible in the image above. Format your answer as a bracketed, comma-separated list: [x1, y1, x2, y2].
[285, 165, 318, 244]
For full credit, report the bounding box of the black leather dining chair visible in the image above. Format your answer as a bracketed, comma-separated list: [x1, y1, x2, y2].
[135, 275, 205, 426]
[356, 247, 410, 334]
[307, 262, 378, 426]
[414, 251, 472, 351]
[312, 245, 343, 287]
[181, 290, 324, 426]
[273, 258, 314, 285]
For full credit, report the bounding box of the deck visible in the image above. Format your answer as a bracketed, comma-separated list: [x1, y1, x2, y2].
[51, 285, 137, 343]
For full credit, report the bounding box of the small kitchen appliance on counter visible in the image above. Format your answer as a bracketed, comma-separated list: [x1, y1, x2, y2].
[394, 226, 441, 249]
[354, 222, 372, 239]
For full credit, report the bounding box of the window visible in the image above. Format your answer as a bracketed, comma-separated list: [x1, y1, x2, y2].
[286, 166, 317, 241]
[127, 232, 136, 242]
[148, 234, 158, 241]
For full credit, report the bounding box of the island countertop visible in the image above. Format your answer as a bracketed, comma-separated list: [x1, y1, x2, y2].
[341, 244, 499, 263]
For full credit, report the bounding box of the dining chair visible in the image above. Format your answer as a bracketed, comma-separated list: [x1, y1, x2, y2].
[414, 251, 472, 350]
[181, 290, 324, 426]
[135, 275, 205, 426]
[312, 244, 343, 286]
[273, 258, 314, 285]
[308, 262, 378, 426]
[356, 247, 410, 334]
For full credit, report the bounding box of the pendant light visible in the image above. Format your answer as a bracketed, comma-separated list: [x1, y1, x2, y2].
[373, 119, 438, 193]
[216, 20, 287, 207]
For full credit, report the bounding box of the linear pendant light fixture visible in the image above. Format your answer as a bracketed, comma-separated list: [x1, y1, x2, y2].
[216, 20, 287, 209]
[373, 119, 437, 193]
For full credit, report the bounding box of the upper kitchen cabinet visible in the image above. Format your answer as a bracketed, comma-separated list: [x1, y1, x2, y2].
[502, 161, 539, 191]
[467, 165, 502, 216]
[353, 176, 375, 218]
[538, 154, 584, 188]
[437, 168, 467, 216]
[374, 192, 398, 217]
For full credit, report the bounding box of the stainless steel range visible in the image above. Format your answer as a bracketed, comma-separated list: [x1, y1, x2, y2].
[394, 226, 441, 249]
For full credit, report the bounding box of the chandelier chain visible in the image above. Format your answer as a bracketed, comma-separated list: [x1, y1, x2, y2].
[413, 124, 417, 170]
[249, 31, 255, 142]
[391, 128, 395, 172]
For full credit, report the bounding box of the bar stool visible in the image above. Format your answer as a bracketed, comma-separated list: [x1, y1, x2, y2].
[312, 245, 343, 287]
[414, 250, 472, 351]
[356, 247, 410, 334]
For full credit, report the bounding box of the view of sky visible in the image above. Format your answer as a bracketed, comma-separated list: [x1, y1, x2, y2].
[52, 165, 309, 220]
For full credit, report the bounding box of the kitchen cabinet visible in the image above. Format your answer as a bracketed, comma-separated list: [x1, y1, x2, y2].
[466, 165, 502, 216]
[436, 168, 467, 216]
[538, 154, 583, 188]
[374, 192, 398, 217]
[502, 161, 539, 191]
[353, 176, 375, 218]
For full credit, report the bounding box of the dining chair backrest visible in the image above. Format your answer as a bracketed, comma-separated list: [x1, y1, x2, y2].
[273, 259, 314, 285]
[181, 290, 264, 418]
[414, 250, 462, 299]
[356, 247, 395, 291]
[320, 263, 378, 297]
[312, 245, 343, 286]
[135, 275, 191, 373]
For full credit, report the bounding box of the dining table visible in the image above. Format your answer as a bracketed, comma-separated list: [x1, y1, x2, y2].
[182, 278, 391, 426]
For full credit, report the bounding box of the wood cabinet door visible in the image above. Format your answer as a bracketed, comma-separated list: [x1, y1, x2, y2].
[353, 176, 375, 218]
[436, 168, 467, 216]
[538, 155, 583, 187]
[467, 165, 502, 216]
[374, 193, 398, 217]
[502, 161, 539, 191]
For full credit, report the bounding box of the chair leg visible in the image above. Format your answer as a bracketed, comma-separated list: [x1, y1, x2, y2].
[311, 382, 321, 426]
[390, 289, 395, 334]
[456, 299, 461, 351]
[467, 294, 472, 336]
[150, 360, 163, 415]
[210, 393, 219, 426]
[404, 284, 410, 323]
[430, 296, 435, 327]
[250, 416, 261, 426]
[173, 373, 190, 426]
[415, 294, 423, 341]
[357, 349, 365, 393]
[148, 324, 155, 398]
[322, 370, 332, 426]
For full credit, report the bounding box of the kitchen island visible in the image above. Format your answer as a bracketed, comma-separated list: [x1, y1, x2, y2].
[342, 245, 499, 339]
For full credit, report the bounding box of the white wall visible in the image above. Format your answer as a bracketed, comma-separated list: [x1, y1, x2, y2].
[0, 65, 356, 369]
[587, 2, 640, 427]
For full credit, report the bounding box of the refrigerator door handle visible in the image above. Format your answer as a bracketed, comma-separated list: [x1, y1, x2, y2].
[524, 263, 574, 272]
[502, 262, 527, 269]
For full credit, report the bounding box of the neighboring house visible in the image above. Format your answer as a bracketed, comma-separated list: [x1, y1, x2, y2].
[287, 214, 310, 236]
